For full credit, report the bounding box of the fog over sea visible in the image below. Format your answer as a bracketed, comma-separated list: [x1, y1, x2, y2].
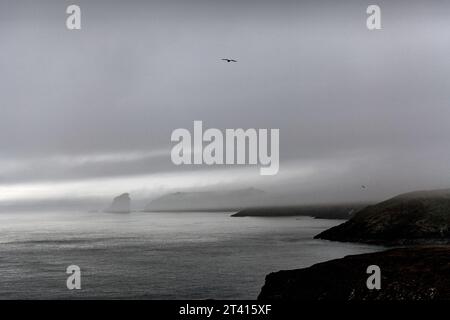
[0, 211, 381, 299]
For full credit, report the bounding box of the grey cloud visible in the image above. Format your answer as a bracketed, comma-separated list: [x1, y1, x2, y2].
[1, 0, 450, 205]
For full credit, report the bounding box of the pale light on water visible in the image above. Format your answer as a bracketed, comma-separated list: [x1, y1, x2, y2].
[0, 211, 381, 299]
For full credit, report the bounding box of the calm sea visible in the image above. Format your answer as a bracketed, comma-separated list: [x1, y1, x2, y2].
[0, 211, 381, 299]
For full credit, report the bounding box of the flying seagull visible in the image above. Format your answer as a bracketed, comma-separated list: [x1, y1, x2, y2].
[361, 185, 366, 189]
[222, 58, 237, 63]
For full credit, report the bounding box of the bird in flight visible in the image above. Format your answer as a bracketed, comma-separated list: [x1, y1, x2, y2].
[361, 185, 366, 189]
[222, 58, 237, 63]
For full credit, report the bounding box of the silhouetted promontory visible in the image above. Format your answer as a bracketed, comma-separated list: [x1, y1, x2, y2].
[258, 246, 450, 301]
[231, 204, 367, 220]
[315, 188, 450, 245]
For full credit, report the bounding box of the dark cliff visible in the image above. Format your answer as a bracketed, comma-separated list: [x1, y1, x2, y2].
[315, 189, 450, 245]
[258, 246, 450, 301]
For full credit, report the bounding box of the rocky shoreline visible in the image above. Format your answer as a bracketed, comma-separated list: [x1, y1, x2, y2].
[258, 188, 450, 300]
[258, 246, 450, 300]
[315, 189, 450, 245]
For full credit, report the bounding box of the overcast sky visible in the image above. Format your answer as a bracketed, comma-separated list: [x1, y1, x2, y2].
[1, 0, 450, 207]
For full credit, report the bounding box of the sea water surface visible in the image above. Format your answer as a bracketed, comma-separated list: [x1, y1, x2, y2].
[0, 211, 381, 299]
